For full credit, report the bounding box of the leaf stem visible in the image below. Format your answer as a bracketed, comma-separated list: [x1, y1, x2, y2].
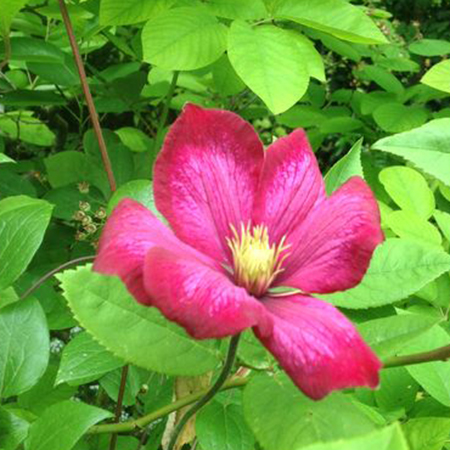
[109, 365, 129, 450]
[167, 334, 241, 450]
[20, 255, 95, 300]
[89, 358, 246, 436]
[57, 0, 116, 193]
[383, 344, 450, 368]
[153, 71, 179, 153]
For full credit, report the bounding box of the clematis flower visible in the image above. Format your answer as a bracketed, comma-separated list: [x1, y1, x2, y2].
[94, 104, 384, 400]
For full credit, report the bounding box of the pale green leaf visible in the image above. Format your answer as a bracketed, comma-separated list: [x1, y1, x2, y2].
[142, 7, 227, 70]
[58, 266, 220, 376]
[372, 119, 450, 188]
[421, 60, 450, 94]
[403, 418, 450, 450]
[203, 0, 267, 20]
[323, 239, 450, 309]
[379, 166, 435, 219]
[434, 210, 450, 242]
[115, 127, 152, 153]
[228, 21, 309, 114]
[0, 0, 28, 35]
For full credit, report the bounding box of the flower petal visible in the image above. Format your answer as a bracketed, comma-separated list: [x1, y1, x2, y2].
[277, 176, 383, 294]
[254, 295, 381, 400]
[93, 199, 213, 305]
[253, 129, 325, 243]
[143, 246, 269, 339]
[154, 103, 264, 263]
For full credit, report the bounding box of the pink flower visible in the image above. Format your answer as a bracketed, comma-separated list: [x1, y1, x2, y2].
[94, 104, 384, 400]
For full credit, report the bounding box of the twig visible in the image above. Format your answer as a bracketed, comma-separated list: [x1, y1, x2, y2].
[109, 365, 130, 450]
[20, 255, 95, 300]
[383, 344, 450, 369]
[57, 0, 116, 193]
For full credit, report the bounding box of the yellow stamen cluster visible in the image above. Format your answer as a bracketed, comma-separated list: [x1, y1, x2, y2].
[227, 223, 289, 297]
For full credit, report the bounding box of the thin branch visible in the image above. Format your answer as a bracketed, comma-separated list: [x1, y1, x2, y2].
[89, 376, 248, 435]
[0, 33, 12, 72]
[167, 334, 241, 450]
[20, 255, 95, 300]
[57, 0, 116, 193]
[383, 344, 450, 369]
[109, 365, 130, 450]
[153, 71, 179, 153]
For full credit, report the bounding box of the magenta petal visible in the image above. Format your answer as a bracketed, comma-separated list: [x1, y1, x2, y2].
[93, 199, 212, 305]
[255, 295, 382, 400]
[277, 176, 384, 294]
[253, 129, 325, 243]
[143, 247, 269, 339]
[154, 103, 264, 263]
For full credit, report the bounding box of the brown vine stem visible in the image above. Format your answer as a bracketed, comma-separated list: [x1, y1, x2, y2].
[57, 0, 116, 193]
[109, 365, 130, 450]
[20, 255, 95, 300]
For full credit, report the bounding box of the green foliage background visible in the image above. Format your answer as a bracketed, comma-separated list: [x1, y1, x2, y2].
[1, 0, 450, 449]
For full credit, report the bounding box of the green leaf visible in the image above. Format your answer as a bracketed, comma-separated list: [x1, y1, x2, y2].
[0, 0, 29, 35]
[115, 127, 152, 153]
[358, 314, 439, 359]
[244, 373, 377, 450]
[0, 406, 29, 450]
[211, 54, 246, 96]
[300, 424, 409, 450]
[5, 37, 65, 63]
[323, 239, 450, 309]
[0, 112, 56, 147]
[434, 210, 450, 242]
[372, 119, 450, 188]
[319, 117, 363, 134]
[100, 0, 175, 25]
[1, 90, 66, 107]
[403, 326, 450, 406]
[100, 366, 141, 406]
[56, 332, 123, 386]
[421, 60, 450, 94]
[403, 418, 450, 450]
[409, 39, 450, 57]
[277, 105, 326, 128]
[373, 103, 428, 133]
[228, 21, 309, 114]
[0, 196, 53, 290]
[107, 180, 163, 221]
[379, 166, 435, 219]
[142, 7, 227, 70]
[360, 66, 404, 95]
[273, 0, 387, 45]
[325, 138, 363, 194]
[58, 265, 220, 376]
[385, 211, 442, 247]
[204, 0, 267, 20]
[0, 299, 49, 398]
[196, 401, 255, 450]
[24, 400, 111, 450]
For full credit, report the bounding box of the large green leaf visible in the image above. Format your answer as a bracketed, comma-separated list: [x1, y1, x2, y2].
[100, 0, 175, 25]
[142, 7, 227, 70]
[403, 418, 450, 450]
[58, 266, 220, 376]
[0, 0, 28, 35]
[421, 60, 450, 94]
[0, 196, 53, 290]
[0, 299, 49, 398]
[323, 239, 450, 309]
[273, 0, 387, 44]
[379, 166, 435, 219]
[0, 406, 29, 450]
[325, 138, 363, 194]
[402, 326, 450, 406]
[358, 314, 439, 359]
[243, 373, 377, 450]
[204, 0, 267, 20]
[372, 119, 450, 187]
[373, 103, 428, 133]
[228, 21, 309, 114]
[56, 332, 124, 386]
[196, 401, 255, 450]
[24, 400, 111, 450]
[301, 424, 408, 450]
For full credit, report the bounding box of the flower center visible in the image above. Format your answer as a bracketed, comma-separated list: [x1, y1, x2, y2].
[227, 223, 289, 297]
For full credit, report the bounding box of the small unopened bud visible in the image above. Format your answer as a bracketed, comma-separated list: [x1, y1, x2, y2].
[95, 207, 107, 220]
[75, 231, 87, 241]
[79, 201, 91, 212]
[78, 182, 90, 194]
[73, 210, 86, 222]
[81, 215, 93, 226]
[85, 223, 97, 234]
